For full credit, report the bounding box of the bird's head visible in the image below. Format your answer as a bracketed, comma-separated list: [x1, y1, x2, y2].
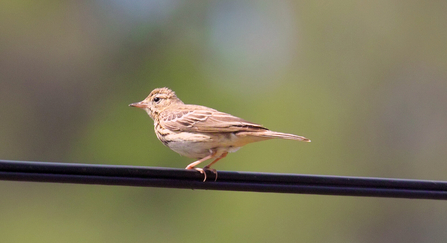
[129, 87, 184, 120]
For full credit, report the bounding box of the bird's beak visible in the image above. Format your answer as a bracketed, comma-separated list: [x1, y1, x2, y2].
[129, 101, 148, 108]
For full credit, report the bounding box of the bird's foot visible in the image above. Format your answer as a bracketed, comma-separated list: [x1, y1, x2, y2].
[186, 167, 207, 182]
[203, 166, 218, 182]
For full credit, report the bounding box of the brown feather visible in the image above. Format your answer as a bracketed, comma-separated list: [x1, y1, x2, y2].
[237, 130, 311, 142]
[159, 104, 268, 133]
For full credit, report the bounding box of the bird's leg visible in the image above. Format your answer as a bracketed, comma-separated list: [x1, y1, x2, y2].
[203, 151, 228, 181]
[204, 151, 228, 169]
[185, 154, 214, 169]
[185, 150, 217, 182]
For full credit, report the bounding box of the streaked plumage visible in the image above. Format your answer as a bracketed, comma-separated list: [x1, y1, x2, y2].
[130, 87, 310, 180]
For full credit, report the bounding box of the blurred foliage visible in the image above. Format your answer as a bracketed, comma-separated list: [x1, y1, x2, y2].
[1, 1, 447, 242]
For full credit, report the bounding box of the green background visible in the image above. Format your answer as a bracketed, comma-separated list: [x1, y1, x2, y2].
[1, 1, 447, 242]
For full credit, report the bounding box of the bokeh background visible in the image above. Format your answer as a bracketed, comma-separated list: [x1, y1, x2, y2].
[1, 1, 447, 242]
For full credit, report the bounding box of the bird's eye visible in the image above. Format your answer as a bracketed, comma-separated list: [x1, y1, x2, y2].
[153, 97, 161, 103]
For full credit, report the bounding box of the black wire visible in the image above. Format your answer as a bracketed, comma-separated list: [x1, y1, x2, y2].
[1, 159, 446, 200]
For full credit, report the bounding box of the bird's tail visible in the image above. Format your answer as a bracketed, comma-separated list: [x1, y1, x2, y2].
[262, 131, 311, 142]
[239, 130, 311, 142]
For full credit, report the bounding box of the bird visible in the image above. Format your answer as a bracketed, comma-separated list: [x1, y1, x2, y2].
[129, 87, 310, 181]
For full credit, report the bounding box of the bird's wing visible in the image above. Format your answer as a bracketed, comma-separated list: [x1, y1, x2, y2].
[159, 105, 268, 133]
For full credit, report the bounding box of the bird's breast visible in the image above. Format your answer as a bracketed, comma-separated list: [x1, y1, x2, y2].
[154, 126, 245, 159]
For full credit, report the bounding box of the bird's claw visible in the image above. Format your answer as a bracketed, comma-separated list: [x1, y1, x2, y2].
[186, 166, 218, 182]
[204, 167, 218, 182]
[195, 168, 207, 182]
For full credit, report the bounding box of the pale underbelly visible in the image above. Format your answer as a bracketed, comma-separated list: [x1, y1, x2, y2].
[161, 131, 241, 159]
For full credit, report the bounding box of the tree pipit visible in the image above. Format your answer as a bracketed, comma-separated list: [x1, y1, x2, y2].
[130, 87, 310, 181]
